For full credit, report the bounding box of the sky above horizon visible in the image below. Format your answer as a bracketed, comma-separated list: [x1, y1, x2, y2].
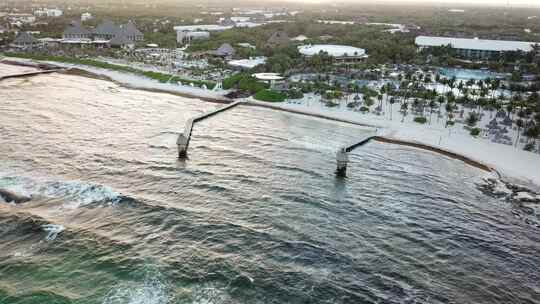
[295, 0, 538, 7]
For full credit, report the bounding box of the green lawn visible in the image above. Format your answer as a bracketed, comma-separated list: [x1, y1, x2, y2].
[253, 89, 286, 102]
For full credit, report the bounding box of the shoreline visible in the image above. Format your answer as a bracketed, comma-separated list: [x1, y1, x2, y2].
[372, 136, 495, 173]
[63, 68, 232, 105]
[1, 57, 232, 104]
[1, 58, 538, 189]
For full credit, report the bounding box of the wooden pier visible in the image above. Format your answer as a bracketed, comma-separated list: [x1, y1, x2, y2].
[177, 100, 243, 158]
[176, 99, 383, 178]
[335, 134, 377, 177]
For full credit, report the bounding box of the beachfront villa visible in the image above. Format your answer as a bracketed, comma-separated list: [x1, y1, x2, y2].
[415, 36, 538, 59]
[298, 44, 368, 65]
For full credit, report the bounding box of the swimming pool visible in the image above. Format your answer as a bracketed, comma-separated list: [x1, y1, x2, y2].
[440, 68, 505, 80]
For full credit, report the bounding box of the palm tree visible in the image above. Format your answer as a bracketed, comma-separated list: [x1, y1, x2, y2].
[389, 97, 397, 120]
[401, 102, 409, 122]
[516, 119, 524, 147]
[436, 95, 445, 123]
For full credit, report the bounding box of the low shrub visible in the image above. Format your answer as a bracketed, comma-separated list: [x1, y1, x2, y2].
[414, 116, 428, 124]
[223, 73, 268, 93]
[253, 90, 286, 102]
[470, 128, 481, 136]
[287, 89, 304, 99]
[325, 101, 339, 107]
[524, 142, 535, 151]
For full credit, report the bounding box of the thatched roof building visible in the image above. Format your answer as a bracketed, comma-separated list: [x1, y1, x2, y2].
[265, 31, 290, 48]
[12, 31, 41, 48]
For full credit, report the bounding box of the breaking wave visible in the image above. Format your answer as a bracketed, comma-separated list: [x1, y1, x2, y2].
[0, 173, 130, 208]
[41, 224, 65, 241]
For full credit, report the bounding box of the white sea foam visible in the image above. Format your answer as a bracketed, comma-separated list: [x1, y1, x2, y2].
[102, 274, 171, 304]
[190, 282, 232, 304]
[39, 181, 122, 208]
[41, 224, 65, 241]
[0, 172, 122, 208]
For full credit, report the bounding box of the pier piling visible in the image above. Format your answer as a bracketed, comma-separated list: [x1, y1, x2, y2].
[336, 148, 349, 177]
[177, 133, 188, 158]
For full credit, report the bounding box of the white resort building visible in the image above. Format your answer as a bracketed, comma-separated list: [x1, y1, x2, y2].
[415, 36, 538, 59]
[34, 8, 63, 17]
[174, 25, 231, 45]
[298, 44, 368, 65]
[81, 12, 93, 22]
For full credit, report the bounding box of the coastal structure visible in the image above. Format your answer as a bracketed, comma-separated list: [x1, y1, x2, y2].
[93, 20, 119, 40]
[108, 31, 135, 49]
[298, 44, 368, 64]
[11, 31, 42, 49]
[61, 20, 143, 47]
[415, 36, 538, 59]
[63, 21, 92, 41]
[121, 21, 144, 42]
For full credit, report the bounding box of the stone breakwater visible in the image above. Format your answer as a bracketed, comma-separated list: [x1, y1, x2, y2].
[479, 177, 540, 229]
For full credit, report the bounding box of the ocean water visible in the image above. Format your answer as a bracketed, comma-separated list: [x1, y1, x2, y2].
[0, 70, 539, 304]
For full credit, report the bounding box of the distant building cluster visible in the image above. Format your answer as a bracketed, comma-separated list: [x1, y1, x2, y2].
[174, 16, 271, 45]
[6, 13, 36, 27]
[8, 19, 144, 50]
[33, 8, 63, 18]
